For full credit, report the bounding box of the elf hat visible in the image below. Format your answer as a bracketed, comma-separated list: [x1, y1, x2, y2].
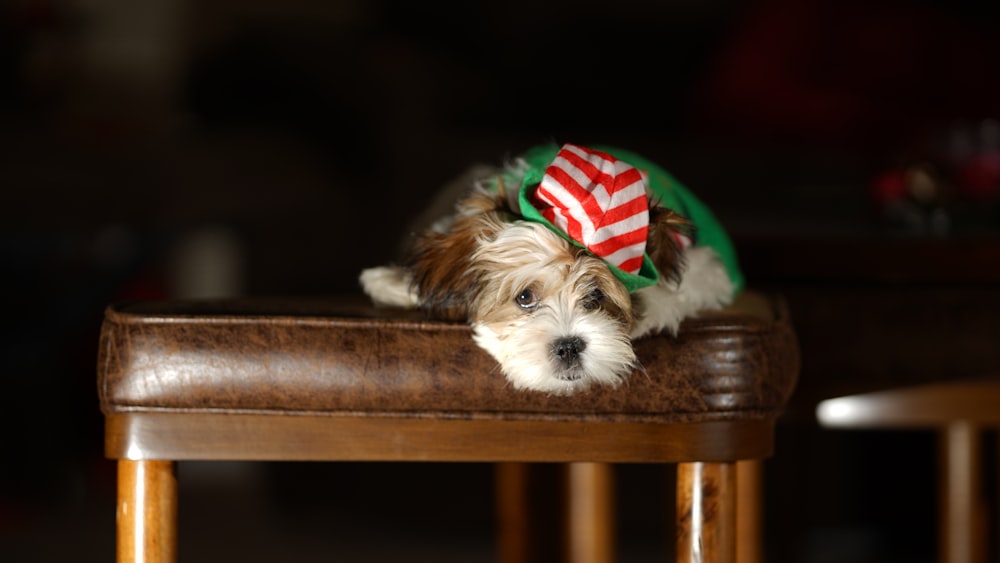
[513, 143, 661, 293]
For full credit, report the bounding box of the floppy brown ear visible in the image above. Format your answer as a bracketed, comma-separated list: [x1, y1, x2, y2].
[407, 188, 508, 321]
[646, 205, 693, 286]
[408, 227, 482, 321]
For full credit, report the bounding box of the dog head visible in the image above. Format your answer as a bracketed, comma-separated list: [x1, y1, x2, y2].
[407, 186, 691, 395]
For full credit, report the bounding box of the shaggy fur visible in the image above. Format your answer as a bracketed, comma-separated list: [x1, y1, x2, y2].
[359, 161, 733, 395]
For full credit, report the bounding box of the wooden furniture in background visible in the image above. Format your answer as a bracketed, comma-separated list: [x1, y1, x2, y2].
[817, 377, 1000, 563]
[727, 234, 1000, 561]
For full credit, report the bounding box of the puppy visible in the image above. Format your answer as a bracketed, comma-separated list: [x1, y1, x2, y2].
[360, 143, 743, 395]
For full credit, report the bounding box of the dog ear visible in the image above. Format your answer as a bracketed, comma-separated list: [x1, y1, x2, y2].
[645, 205, 693, 286]
[408, 228, 481, 321]
[407, 188, 507, 321]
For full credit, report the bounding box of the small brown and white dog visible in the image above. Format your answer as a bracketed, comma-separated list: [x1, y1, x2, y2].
[360, 143, 742, 395]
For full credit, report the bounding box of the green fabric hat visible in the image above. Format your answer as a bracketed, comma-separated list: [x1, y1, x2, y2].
[503, 142, 745, 295]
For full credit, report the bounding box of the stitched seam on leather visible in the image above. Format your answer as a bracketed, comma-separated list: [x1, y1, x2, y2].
[102, 405, 779, 422]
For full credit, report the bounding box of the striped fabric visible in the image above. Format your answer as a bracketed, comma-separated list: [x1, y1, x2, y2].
[534, 144, 650, 274]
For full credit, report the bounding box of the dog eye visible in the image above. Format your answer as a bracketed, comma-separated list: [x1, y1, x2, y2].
[583, 288, 605, 311]
[515, 288, 539, 309]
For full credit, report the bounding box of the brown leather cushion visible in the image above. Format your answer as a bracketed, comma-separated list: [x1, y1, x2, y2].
[98, 291, 799, 424]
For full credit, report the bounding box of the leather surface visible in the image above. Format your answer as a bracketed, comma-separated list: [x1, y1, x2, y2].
[97, 291, 799, 423]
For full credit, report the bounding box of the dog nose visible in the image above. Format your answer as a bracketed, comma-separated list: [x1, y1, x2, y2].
[552, 336, 587, 366]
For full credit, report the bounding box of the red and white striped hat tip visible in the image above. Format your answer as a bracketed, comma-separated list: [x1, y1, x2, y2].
[534, 144, 650, 274]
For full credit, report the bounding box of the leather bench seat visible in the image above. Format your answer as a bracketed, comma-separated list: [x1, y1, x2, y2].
[99, 291, 798, 462]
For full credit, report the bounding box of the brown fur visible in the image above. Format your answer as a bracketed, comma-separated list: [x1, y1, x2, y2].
[407, 188, 509, 321]
[645, 206, 693, 286]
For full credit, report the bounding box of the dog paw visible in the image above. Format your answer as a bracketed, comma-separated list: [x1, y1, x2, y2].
[359, 266, 420, 308]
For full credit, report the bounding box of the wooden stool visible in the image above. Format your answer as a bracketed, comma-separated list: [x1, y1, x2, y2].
[817, 377, 1000, 563]
[98, 291, 799, 563]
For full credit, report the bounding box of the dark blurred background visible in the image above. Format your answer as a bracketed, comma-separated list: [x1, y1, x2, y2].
[3, 0, 1000, 561]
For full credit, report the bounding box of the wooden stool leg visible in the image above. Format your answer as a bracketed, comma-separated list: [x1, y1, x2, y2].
[677, 461, 736, 563]
[736, 459, 763, 563]
[939, 422, 985, 563]
[496, 463, 567, 563]
[496, 462, 531, 563]
[565, 462, 614, 563]
[117, 460, 177, 563]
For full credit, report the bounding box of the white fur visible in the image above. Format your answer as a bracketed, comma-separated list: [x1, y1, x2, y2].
[472, 310, 635, 395]
[359, 265, 419, 308]
[629, 246, 734, 339]
[469, 222, 637, 395]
